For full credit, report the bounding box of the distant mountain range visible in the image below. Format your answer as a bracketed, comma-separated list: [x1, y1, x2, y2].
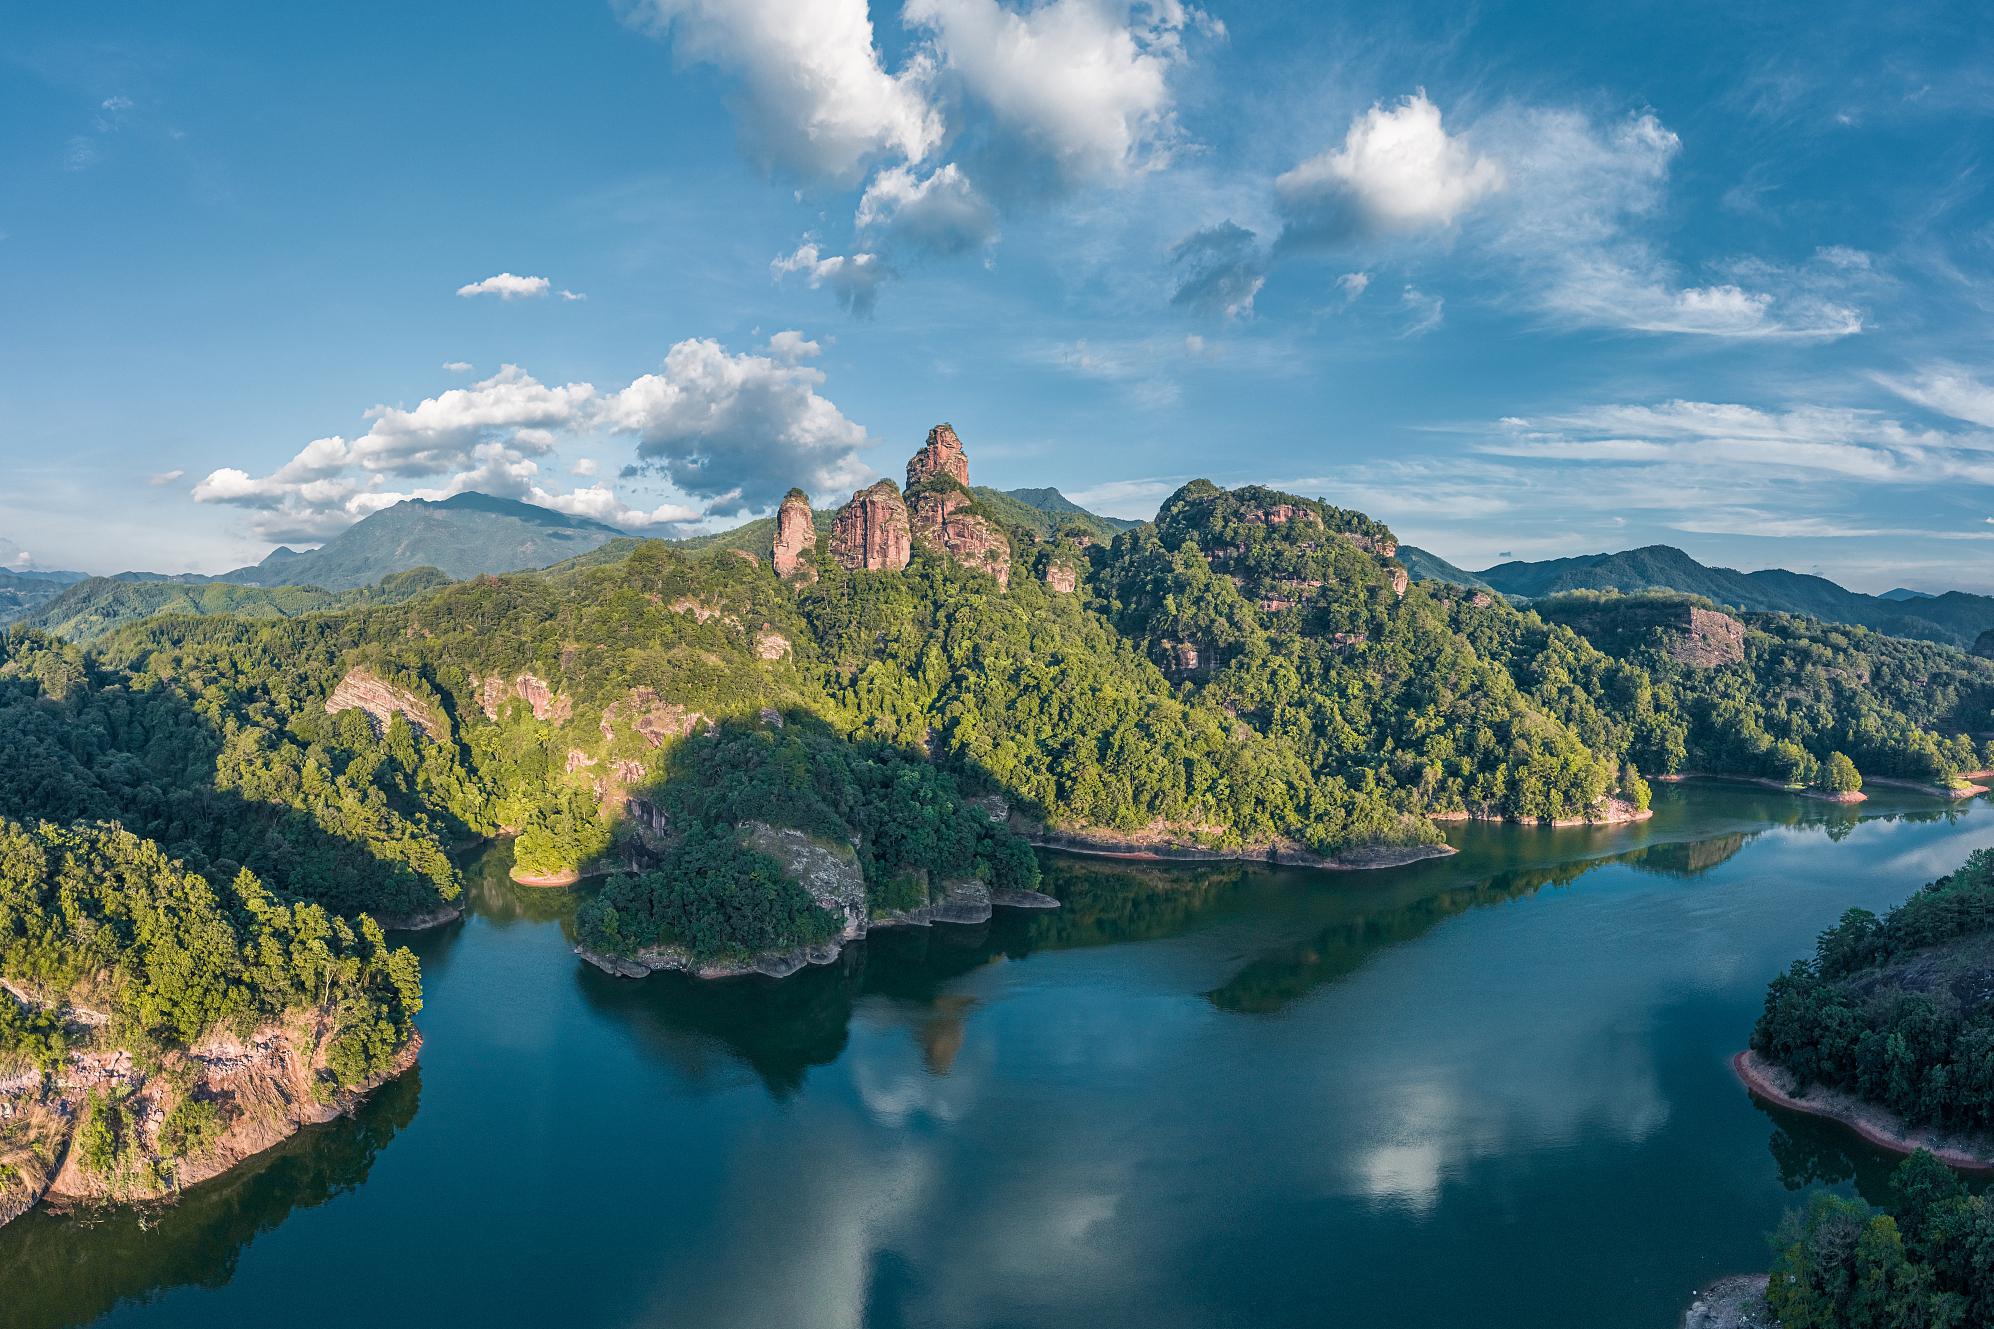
[2, 485, 1131, 635]
[1397, 542, 1994, 650]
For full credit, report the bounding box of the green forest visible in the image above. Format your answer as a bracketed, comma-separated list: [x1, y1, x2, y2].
[1752, 847, 1994, 1129]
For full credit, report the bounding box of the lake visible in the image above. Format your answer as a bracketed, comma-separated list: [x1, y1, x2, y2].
[3, 784, 1990, 1329]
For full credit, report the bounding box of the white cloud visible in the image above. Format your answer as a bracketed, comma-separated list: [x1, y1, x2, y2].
[856, 162, 999, 254]
[442, 360, 475, 374]
[1277, 92, 1504, 244]
[771, 242, 892, 315]
[600, 337, 872, 510]
[1877, 363, 1994, 428]
[0, 538, 33, 570]
[148, 468, 185, 486]
[1064, 476, 1182, 519]
[1337, 271, 1371, 301]
[533, 483, 699, 529]
[1475, 108, 1863, 338]
[457, 272, 550, 299]
[906, 0, 1215, 183]
[572, 456, 600, 477]
[766, 330, 822, 361]
[623, 0, 942, 182]
[349, 365, 598, 476]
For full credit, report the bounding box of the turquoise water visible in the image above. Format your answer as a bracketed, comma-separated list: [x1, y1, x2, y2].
[3, 784, 1990, 1329]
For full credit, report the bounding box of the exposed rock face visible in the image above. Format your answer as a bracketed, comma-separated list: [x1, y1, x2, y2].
[830, 481, 913, 572]
[909, 486, 1011, 587]
[599, 688, 709, 747]
[738, 821, 868, 941]
[754, 629, 792, 660]
[1669, 607, 1747, 668]
[771, 490, 815, 580]
[476, 671, 569, 723]
[1044, 562, 1079, 594]
[1340, 531, 1399, 557]
[1160, 639, 1212, 678]
[1, 1018, 417, 1230]
[906, 422, 970, 489]
[325, 669, 441, 737]
[1241, 503, 1321, 528]
[1389, 565, 1410, 598]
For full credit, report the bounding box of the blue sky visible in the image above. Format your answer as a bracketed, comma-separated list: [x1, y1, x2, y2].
[4, 0, 1993, 590]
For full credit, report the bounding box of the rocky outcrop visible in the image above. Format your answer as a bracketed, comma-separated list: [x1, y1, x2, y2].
[599, 688, 708, 748]
[771, 490, 816, 580]
[1, 1016, 417, 1230]
[1388, 565, 1410, 598]
[909, 486, 1011, 587]
[577, 819, 1061, 982]
[1668, 607, 1746, 668]
[906, 422, 970, 488]
[476, 671, 569, 723]
[830, 481, 913, 572]
[1044, 562, 1079, 594]
[754, 629, 791, 660]
[1339, 531, 1399, 557]
[1241, 503, 1321, 528]
[325, 669, 441, 738]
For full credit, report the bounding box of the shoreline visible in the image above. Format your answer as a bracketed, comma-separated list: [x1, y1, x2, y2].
[1654, 773, 1864, 803]
[1861, 775, 1987, 801]
[577, 885, 1062, 982]
[1022, 827, 1456, 871]
[1733, 1050, 1994, 1172]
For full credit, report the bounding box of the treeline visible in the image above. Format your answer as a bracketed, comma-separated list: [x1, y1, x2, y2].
[1768, 1150, 1994, 1328]
[1753, 848, 1994, 1129]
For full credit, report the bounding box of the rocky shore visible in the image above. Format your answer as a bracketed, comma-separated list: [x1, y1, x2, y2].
[0, 1021, 420, 1230]
[1734, 1050, 1994, 1171]
[1680, 1275, 1772, 1328]
[1655, 773, 1865, 803]
[1020, 820, 1455, 870]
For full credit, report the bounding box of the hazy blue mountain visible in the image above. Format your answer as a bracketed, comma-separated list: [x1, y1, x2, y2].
[1464, 543, 1994, 649]
[1394, 546, 1495, 592]
[22, 567, 452, 643]
[218, 493, 627, 590]
[1879, 587, 1935, 601]
[980, 487, 1141, 538]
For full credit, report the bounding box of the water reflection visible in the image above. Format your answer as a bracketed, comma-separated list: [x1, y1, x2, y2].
[0, 1071, 419, 1329]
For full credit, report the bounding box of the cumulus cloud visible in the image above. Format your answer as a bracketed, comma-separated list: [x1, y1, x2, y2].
[344, 366, 598, 476]
[856, 162, 1000, 254]
[535, 483, 700, 529]
[442, 360, 474, 374]
[1169, 221, 1265, 318]
[1277, 92, 1503, 247]
[905, 0, 1215, 184]
[771, 242, 893, 315]
[600, 338, 872, 510]
[622, 0, 942, 182]
[765, 329, 822, 361]
[456, 273, 584, 300]
[0, 538, 33, 570]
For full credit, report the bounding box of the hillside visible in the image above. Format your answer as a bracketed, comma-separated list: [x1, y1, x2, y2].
[1467, 544, 1994, 649]
[1394, 545, 1494, 592]
[221, 493, 626, 589]
[21, 567, 451, 644]
[0, 569, 88, 625]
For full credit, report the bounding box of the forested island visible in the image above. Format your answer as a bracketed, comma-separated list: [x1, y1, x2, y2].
[4, 425, 1993, 1228]
[1690, 847, 1994, 1328]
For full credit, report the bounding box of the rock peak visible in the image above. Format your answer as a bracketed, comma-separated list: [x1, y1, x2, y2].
[829, 481, 912, 572]
[772, 490, 815, 580]
[907, 422, 970, 489]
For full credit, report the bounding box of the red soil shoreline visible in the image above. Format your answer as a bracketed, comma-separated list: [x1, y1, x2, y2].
[1733, 1050, 1994, 1172]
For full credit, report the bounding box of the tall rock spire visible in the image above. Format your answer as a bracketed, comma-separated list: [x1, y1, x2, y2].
[907, 423, 970, 489]
[771, 489, 815, 580]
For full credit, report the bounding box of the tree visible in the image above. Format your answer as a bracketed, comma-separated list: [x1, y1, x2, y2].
[1823, 751, 1863, 794]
